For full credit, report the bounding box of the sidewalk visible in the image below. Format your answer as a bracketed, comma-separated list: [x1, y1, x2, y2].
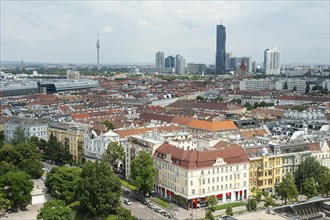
[173, 204, 247, 219]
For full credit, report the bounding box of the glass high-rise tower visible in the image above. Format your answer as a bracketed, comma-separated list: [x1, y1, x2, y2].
[216, 24, 226, 74]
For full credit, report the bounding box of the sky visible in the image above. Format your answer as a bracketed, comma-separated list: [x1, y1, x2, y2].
[1, 1, 329, 65]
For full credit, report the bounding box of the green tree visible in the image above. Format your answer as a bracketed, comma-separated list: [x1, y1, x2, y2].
[0, 190, 11, 216]
[102, 141, 124, 169]
[102, 120, 114, 131]
[214, 96, 223, 102]
[230, 98, 242, 104]
[225, 206, 233, 216]
[0, 144, 21, 165]
[130, 152, 156, 195]
[295, 156, 323, 194]
[205, 209, 214, 220]
[0, 131, 5, 148]
[283, 81, 288, 89]
[264, 195, 276, 207]
[10, 126, 27, 145]
[303, 178, 318, 199]
[0, 171, 33, 208]
[196, 95, 204, 101]
[78, 161, 121, 217]
[318, 169, 330, 197]
[305, 83, 310, 94]
[37, 200, 72, 220]
[246, 197, 257, 211]
[244, 102, 253, 110]
[45, 167, 82, 204]
[15, 143, 43, 178]
[45, 134, 72, 165]
[116, 206, 134, 220]
[292, 86, 297, 92]
[277, 173, 298, 205]
[0, 161, 18, 176]
[207, 196, 218, 212]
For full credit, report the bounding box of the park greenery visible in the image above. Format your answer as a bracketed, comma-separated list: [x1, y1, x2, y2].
[130, 151, 156, 195]
[294, 156, 330, 196]
[37, 200, 72, 220]
[45, 166, 82, 204]
[277, 173, 299, 205]
[77, 161, 121, 218]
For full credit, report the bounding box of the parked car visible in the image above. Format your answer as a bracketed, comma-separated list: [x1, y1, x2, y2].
[161, 211, 170, 217]
[122, 187, 130, 194]
[140, 199, 148, 205]
[147, 203, 155, 209]
[154, 207, 162, 213]
[124, 199, 132, 205]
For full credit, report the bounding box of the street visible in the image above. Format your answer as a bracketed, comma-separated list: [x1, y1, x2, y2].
[120, 194, 169, 220]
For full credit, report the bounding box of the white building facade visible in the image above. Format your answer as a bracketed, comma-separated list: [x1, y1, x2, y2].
[264, 47, 281, 75]
[239, 79, 275, 91]
[83, 129, 120, 161]
[154, 143, 250, 209]
[5, 118, 49, 142]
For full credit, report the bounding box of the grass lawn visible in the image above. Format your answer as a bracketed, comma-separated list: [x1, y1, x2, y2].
[150, 197, 170, 209]
[213, 201, 245, 211]
[119, 179, 137, 191]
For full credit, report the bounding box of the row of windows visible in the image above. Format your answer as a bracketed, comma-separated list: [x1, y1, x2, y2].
[200, 165, 247, 175]
[193, 182, 247, 195]
[199, 174, 247, 185]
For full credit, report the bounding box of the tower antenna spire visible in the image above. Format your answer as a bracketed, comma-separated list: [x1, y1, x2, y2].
[96, 31, 100, 71]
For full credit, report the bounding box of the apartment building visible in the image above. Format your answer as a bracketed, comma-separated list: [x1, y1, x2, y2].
[153, 143, 249, 209]
[244, 144, 282, 193]
[83, 129, 120, 161]
[309, 141, 330, 169]
[48, 123, 91, 161]
[122, 130, 190, 179]
[5, 117, 49, 141]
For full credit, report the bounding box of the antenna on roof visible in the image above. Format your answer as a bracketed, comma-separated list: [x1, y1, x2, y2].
[220, 18, 222, 25]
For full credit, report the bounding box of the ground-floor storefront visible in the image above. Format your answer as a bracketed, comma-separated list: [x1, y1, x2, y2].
[155, 184, 248, 209]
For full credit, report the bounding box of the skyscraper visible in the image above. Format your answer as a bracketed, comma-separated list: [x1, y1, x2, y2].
[165, 56, 175, 68]
[175, 55, 185, 74]
[216, 24, 226, 74]
[156, 51, 165, 68]
[96, 32, 100, 71]
[263, 47, 281, 75]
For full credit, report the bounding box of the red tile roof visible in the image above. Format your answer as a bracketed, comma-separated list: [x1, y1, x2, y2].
[155, 143, 249, 169]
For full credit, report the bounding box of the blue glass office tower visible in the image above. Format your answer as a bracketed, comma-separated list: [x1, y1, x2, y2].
[216, 24, 226, 74]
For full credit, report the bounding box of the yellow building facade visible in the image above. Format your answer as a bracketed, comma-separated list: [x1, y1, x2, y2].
[245, 146, 282, 193]
[48, 123, 90, 162]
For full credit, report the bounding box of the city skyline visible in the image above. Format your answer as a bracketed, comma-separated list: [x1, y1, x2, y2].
[1, 1, 329, 65]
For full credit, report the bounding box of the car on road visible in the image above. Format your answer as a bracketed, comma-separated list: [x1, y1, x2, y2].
[124, 199, 132, 205]
[161, 211, 170, 217]
[154, 207, 162, 213]
[121, 187, 130, 194]
[147, 203, 155, 209]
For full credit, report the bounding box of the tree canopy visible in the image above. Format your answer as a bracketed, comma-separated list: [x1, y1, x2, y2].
[116, 206, 134, 220]
[77, 161, 121, 217]
[303, 178, 318, 199]
[0, 143, 43, 179]
[37, 200, 72, 220]
[45, 166, 82, 204]
[295, 156, 324, 194]
[0, 171, 33, 208]
[102, 121, 114, 131]
[277, 173, 298, 205]
[102, 141, 124, 169]
[130, 151, 156, 195]
[10, 126, 27, 145]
